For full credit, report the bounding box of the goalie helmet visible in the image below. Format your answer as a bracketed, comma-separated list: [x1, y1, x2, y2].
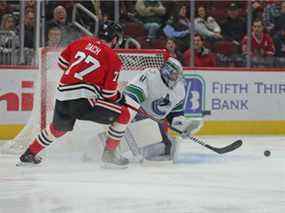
[160, 57, 183, 89]
[98, 21, 123, 48]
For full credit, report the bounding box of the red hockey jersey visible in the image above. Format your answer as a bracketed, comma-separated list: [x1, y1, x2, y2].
[241, 33, 275, 57]
[56, 36, 122, 101]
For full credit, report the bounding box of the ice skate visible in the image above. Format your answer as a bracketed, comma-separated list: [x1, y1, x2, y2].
[101, 148, 129, 169]
[16, 149, 42, 167]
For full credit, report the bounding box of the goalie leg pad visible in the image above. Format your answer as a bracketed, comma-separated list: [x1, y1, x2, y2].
[140, 142, 166, 160]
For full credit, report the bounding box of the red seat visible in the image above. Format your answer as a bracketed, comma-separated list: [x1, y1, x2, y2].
[152, 38, 166, 49]
[213, 41, 238, 56]
[123, 22, 145, 37]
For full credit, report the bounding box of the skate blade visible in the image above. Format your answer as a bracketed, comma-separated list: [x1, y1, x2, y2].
[16, 161, 42, 167]
[100, 162, 128, 169]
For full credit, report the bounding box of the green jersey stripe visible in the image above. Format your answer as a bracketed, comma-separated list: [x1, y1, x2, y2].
[124, 84, 145, 103]
[172, 100, 184, 112]
[127, 84, 144, 93]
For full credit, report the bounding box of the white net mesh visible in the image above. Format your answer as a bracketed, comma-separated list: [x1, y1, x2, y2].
[117, 49, 166, 71]
[2, 48, 167, 154]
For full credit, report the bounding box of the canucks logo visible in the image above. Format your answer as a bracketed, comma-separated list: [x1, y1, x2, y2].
[183, 74, 206, 117]
[152, 94, 171, 116]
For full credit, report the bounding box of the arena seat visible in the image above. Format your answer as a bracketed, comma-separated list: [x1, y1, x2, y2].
[123, 22, 145, 37]
[213, 40, 239, 56]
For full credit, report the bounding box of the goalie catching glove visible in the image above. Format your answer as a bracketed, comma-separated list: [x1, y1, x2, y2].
[170, 116, 203, 138]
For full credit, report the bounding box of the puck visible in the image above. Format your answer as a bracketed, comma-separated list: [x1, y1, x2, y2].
[264, 150, 271, 157]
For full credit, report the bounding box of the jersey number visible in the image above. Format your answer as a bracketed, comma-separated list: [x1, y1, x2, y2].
[113, 71, 119, 82]
[65, 51, 100, 80]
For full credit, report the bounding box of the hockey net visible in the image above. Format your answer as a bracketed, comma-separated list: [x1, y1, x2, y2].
[2, 48, 168, 155]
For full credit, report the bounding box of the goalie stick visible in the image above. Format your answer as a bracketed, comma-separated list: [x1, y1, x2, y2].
[181, 135, 242, 154]
[124, 103, 242, 154]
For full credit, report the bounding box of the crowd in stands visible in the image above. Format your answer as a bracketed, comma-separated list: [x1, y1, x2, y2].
[1, 0, 285, 68]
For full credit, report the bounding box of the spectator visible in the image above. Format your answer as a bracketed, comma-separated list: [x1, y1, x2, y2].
[13, 10, 36, 65]
[0, 13, 18, 47]
[46, 5, 81, 46]
[262, 0, 280, 33]
[274, 1, 285, 33]
[273, 25, 285, 66]
[0, 13, 19, 64]
[165, 38, 183, 63]
[0, 1, 12, 23]
[0, 13, 16, 32]
[194, 6, 222, 43]
[21, 10, 35, 49]
[120, 1, 137, 22]
[221, 2, 246, 44]
[252, 0, 265, 20]
[46, 5, 69, 32]
[45, 0, 75, 22]
[46, 26, 62, 48]
[163, 4, 191, 51]
[274, 25, 285, 57]
[25, 0, 36, 13]
[0, 13, 18, 45]
[174, 5, 191, 31]
[135, 0, 166, 42]
[25, 6, 34, 14]
[183, 34, 216, 67]
[241, 19, 275, 67]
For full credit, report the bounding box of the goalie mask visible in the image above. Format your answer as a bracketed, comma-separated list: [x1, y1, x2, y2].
[98, 21, 123, 48]
[160, 57, 183, 89]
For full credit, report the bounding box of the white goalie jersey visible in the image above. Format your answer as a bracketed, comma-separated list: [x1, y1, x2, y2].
[124, 68, 185, 120]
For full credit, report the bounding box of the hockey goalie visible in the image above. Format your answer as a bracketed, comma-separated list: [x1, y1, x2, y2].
[116, 57, 203, 162]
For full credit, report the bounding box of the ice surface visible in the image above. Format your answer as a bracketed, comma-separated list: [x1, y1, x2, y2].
[0, 136, 284, 213]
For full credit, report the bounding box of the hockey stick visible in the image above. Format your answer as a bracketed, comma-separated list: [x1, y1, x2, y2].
[181, 135, 242, 154]
[125, 103, 242, 154]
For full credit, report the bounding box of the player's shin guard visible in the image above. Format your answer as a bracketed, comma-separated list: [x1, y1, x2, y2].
[28, 123, 67, 155]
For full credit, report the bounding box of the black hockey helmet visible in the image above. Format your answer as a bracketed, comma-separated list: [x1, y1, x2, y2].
[98, 21, 123, 47]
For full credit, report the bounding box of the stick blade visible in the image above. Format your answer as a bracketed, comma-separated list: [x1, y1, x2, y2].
[206, 140, 243, 154]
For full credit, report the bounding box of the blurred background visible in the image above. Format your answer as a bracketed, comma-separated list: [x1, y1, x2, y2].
[1, 0, 285, 68]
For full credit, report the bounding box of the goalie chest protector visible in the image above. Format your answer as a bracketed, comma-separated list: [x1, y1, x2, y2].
[127, 68, 185, 120]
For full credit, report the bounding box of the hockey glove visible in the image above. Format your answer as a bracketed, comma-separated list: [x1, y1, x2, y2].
[170, 116, 204, 138]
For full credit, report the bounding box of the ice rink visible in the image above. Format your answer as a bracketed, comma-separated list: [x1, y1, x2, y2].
[0, 136, 284, 213]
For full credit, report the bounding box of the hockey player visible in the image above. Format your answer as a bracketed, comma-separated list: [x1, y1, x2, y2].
[17, 21, 131, 168]
[123, 57, 200, 160]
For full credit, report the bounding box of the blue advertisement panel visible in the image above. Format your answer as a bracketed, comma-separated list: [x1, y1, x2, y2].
[183, 74, 206, 117]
